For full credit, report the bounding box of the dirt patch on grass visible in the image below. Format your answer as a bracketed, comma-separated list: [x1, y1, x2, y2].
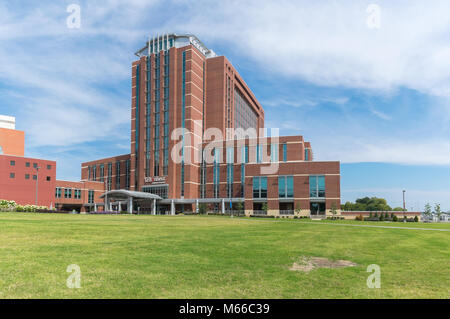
[290, 257, 357, 272]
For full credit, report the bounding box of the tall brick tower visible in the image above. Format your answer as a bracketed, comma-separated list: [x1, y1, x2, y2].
[131, 34, 264, 202]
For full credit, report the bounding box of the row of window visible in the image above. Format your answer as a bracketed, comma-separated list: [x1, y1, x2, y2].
[55, 188, 82, 199]
[210, 144, 309, 164]
[142, 185, 168, 199]
[9, 173, 51, 181]
[87, 160, 130, 189]
[10, 160, 52, 169]
[252, 175, 325, 199]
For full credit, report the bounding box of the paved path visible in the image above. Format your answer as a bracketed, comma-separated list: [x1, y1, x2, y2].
[235, 218, 450, 232]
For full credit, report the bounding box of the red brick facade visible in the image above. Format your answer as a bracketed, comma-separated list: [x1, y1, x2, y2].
[0, 155, 56, 207]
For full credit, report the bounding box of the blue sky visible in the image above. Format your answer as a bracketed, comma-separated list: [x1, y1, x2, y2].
[1, 0, 449, 210]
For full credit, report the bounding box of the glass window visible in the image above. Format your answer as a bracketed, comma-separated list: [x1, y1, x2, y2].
[253, 177, 267, 198]
[278, 176, 286, 198]
[47, 164, 52, 170]
[241, 164, 245, 197]
[287, 176, 294, 198]
[234, 88, 258, 134]
[309, 175, 325, 198]
[46, 176, 51, 181]
[10, 160, 15, 166]
[278, 176, 294, 198]
[253, 177, 260, 198]
[10, 173, 15, 178]
[283, 143, 287, 162]
[309, 176, 317, 197]
[33, 175, 37, 180]
[142, 186, 168, 199]
[260, 177, 267, 198]
[271, 143, 278, 162]
[226, 147, 234, 164]
[240, 146, 249, 164]
[26, 162, 30, 167]
[310, 202, 325, 215]
[318, 176, 325, 197]
[256, 144, 261, 163]
[88, 190, 94, 203]
[305, 148, 309, 161]
[64, 188, 72, 199]
[25, 174, 30, 179]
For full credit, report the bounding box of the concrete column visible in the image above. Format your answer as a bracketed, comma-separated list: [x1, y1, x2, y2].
[94, 204, 97, 212]
[221, 199, 225, 214]
[195, 199, 199, 213]
[171, 200, 175, 215]
[128, 197, 133, 214]
[152, 199, 156, 215]
[105, 195, 110, 212]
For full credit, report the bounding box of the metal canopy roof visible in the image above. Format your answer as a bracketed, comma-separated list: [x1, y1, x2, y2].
[100, 190, 162, 200]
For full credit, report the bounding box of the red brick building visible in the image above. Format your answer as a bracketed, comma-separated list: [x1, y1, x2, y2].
[0, 154, 56, 207]
[0, 116, 105, 212]
[54, 180, 105, 212]
[82, 34, 341, 216]
[0, 116, 57, 207]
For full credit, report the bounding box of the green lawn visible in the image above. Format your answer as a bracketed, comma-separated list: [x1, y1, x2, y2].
[0, 213, 448, 299]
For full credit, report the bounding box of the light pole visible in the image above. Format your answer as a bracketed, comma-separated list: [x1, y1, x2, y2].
[34, 166, 41, 206]
[402, 190, 406, 212]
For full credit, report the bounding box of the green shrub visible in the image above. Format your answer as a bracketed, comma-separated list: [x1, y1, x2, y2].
[392, 215, 398, 222]
[198, 203, 207, 215]
[414, 216, 419, 222]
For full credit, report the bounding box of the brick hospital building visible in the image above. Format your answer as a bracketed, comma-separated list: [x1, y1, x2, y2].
[80, 34, 341, 216]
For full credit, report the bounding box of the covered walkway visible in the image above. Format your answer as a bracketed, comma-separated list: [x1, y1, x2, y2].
[100, 190, 162, 214]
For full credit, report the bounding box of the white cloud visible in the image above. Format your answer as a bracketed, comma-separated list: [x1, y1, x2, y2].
[172, 0, 450, 98]
[264, 96, 349, 108]
[314, 138, 450, 166]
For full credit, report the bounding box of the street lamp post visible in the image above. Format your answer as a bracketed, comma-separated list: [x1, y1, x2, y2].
[34, 166, 41, 206]
[402, 190, 406, 212]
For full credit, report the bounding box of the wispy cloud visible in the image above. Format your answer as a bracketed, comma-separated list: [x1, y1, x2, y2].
[370, 109, 391, 121]
[264, 96, 349, 108]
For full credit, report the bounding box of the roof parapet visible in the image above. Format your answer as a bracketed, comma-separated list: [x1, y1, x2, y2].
[135, 33, 217, 58]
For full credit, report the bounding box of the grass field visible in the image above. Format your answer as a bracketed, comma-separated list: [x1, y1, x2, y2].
[0, 212, 448, 299]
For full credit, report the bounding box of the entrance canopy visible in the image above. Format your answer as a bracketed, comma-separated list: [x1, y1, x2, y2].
[100, 190, 162, 213]
[100, 190, 162, 201]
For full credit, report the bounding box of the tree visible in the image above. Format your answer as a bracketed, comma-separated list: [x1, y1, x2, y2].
[434, 203, 442, 222]
[330, 203, 338, 217]
[423, 203, 432, 217]
[261, 203, 268, 212]
[423, 203, 432, 221]
[342, 197, 392, 211]
[295, 202, 302, 215]
[198, 203, 207, 215]
[235, 201, 244, 214]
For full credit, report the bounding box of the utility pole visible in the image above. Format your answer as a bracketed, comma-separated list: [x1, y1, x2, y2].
[402, 190, 406, 212]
